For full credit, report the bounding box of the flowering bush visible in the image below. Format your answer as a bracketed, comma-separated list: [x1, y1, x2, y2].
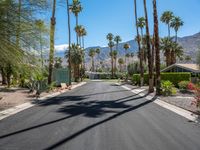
[187, 82, 196, 91]
[191, 87, 200, 108]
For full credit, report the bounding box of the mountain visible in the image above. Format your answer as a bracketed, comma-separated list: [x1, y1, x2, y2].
[177, 32, 200, 60]
[54, 32, 200, 66]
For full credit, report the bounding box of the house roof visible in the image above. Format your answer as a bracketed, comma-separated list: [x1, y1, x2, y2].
[161, 63, 200, 73]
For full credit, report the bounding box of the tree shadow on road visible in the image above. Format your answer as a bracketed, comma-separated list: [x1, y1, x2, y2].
[0, 90, 156, 148]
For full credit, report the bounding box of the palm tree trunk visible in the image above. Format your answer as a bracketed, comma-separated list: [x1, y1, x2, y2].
[76, 16, 79, 44]
[48, 0, 56, 84]
[40, 31, 44, 67]
[153, 0, 161, 95]
[168, 23, 170, 38]
[143, 0, 154, 93]
[67, 0, 72, 85]
[110, 48, 114, 78]
[0, 68, 7, 85]
[134, 0, 144, 86]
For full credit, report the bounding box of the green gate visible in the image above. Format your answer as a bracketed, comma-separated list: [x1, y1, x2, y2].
[52, 68, 70, 85]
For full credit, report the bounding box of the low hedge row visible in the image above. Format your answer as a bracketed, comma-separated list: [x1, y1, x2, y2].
[132, 72, 191, 86]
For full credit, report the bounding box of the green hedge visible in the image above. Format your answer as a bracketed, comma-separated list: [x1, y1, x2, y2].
[132, 72, 191, 86]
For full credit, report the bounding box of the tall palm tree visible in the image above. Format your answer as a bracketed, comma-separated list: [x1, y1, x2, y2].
[113, 50, 118, 73]
[153, 0, 161, 95]
[70, 44, 82, 82]
[70, 0, 82, 44]
[75, 25, 83, 46]
[118, 58, 124, 72]
[114, 35, 122, 51]
[134, 0, 144, 86]
[170, 16, 183, 65]
[48, 0, 56, 84]
[66, 0, 72, 85]
[107, 33, 114, 78]
[123, 43, 130, 71]
[143, 0, 154, 93]
[96, 48, 100, 70]
[137, 17, 145, 38]
[160, 11, 174, 38]
[170, 16, 184, 42]
[89, 48, 96, 72]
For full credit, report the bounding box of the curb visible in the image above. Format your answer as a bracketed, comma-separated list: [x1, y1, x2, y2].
[0, 82, 87, 121]
[115, 83, 199, 123]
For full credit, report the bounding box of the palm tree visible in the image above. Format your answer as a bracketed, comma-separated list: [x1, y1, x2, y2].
[160, 37, 173, 66]
[134, 0, 144, 86]
[70, 44, 83, 82]
[171, 42, 184, 64]
[113, 50, 118, 73]
[107, 33, 114, 78]
[48, 0, 56, 84]
[81, 27, 87, 49]
[131, 52, 134, 63]
[96, 48, 100, 70]
[137, 17, 146, 38]
[143, 0, 154, 93]
[89, 48, 96, 72]
[118, 58, 124, 72]
[160, 11, 174, 38]
[67, 0, 72, 85]
[123, 43, 130, 71]
[70, 0, 83, 44]
[170, 16, 184, 42]
[153, 0, 161, 95]
[75, 25, 83, 46]
[114, 35, 122, 51]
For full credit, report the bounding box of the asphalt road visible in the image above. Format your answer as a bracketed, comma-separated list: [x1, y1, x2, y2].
[0, 81, 200, 150]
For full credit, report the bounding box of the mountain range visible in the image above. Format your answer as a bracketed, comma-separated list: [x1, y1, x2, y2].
[55, 32, 200, 67]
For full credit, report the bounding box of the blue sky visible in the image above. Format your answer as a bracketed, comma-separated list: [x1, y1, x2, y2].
[48, 0, 200, 49]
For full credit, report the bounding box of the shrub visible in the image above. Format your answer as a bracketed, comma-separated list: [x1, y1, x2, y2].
[187, 82, 196, 91]
[161, 80, 176, 96]
[132, 73, 191, 86]
[161, 73, 191, 87]
[178, 81, 190, 90]
[191, 87, 200, 108]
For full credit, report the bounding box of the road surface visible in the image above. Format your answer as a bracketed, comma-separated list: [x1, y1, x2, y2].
[0, 81, 200, 150]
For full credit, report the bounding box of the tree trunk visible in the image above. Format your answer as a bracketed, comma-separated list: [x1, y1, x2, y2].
[143, 0, 154, 93]
[48, 0, 56, 84]
[168, 23, 170, 38]
[67, 0, 72, 85]
[76, 16, 79, 44]
[134, 0, 144, 86]
[110, 47, 114, 78]
[153, 0, 161, 95]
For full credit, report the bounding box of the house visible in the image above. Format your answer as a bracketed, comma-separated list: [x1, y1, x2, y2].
[161, 63, 200, 82]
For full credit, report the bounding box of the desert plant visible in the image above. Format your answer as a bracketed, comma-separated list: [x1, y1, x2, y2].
[161, 80, 176, 96]
[178, 81, 190, 91]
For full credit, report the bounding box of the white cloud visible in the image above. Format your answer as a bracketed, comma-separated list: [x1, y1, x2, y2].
[55, 44, 68, 52]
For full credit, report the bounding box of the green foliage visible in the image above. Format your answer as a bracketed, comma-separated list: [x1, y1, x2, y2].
[178, 81, 190, 90]
[161, 73, 191, 86]
[161, 80, 176, 96]
[132, 73, 191, 86]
